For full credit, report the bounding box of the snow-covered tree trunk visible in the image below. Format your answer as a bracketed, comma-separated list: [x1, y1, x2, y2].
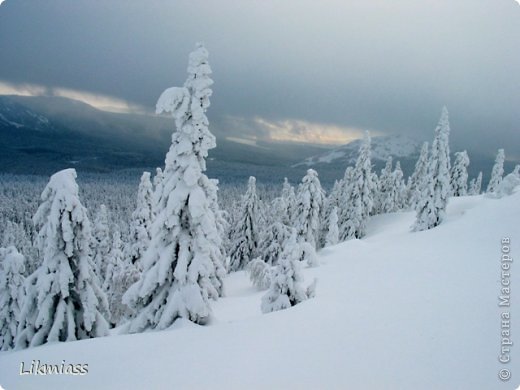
[487, 149, 505, 193]
[412, 107, 451, 232]
[123, 43, 226, 332]
[16, 169, 109, 350]
[0, 247, 25, 351]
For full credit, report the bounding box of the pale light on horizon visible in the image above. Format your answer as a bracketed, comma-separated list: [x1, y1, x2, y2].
[254, 117, 378, 146]
[0, 81, 149, 114]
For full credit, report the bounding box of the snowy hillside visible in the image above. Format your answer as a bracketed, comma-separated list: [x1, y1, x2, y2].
[294, 134, 421, 167]
[0, 97, 52, 131]
[1, 190, 519, 389]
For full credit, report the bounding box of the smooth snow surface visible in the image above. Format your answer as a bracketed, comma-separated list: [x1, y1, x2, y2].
[1, 192, 519, 389]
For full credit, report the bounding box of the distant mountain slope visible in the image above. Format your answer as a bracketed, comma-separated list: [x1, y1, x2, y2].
[1, 95, 516, 186]
[294, 134, 422, 167]
[0, 96, 325, 177]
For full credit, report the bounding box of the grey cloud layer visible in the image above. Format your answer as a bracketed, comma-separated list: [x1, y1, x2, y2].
[0, 0, 518, 155]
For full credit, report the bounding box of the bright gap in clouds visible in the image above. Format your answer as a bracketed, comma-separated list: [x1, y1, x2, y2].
[222, 115, 381, 147]
[254, 117, 378, 146]
[0, 81, 149, 114]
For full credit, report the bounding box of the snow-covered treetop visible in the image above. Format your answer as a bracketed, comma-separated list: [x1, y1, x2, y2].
[157, 43, 216, 181]
[38, 168, 79, 202]
[33, 168, 84, 235]
[156, 87, 189, 119]
[436, 106, 451, 147]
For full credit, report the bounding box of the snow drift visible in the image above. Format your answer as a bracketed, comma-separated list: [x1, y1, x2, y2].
[1, 190, 519, 389]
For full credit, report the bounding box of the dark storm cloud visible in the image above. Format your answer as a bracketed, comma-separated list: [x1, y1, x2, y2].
[0, 0, 518, 155]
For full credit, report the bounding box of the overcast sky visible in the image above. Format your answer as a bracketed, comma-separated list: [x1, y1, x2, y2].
[0, 0, 518, 156]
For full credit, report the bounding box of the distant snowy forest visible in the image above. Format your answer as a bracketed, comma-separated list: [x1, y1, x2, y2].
[1, 43, 519, 351]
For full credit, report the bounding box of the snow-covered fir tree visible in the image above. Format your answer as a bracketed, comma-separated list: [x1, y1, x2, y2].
[375, 156, 393, 214]
[468, 172, 483, 196]
[0, 247, 25, 351]
[487, 149, 505, 193]
[128, 172, 154, 270]
[299, 241, 319, 267]
[513, 165, 520, 178]
[92, 204, 111, 282]
[1, 220, 37, 276]
[292, 169, 325, 249]
[261, 231, 316, 313]
[104, 230, 136, 326]
[450, 151, 470, 196]
[412, 107, 451, 231]
[16, 169, 109, 349]
[491, 170, 520, 198]
[153, 167, 163, 188]
[271, 178, 295, 226]
[123, 43, 226, 331]
[407, 141, 429, 208]
[152, 167, 164, 216]
[207, 177, 229, 265]
[248, 258, 272, 290]
[392, 161, 407, 210]
[338, 132, 375, 240]
[319, 179, 342, 247]
[381, 160, 406, 213]
[258, 221, 291, 265]
[325, 206, 339, 247]
[228, 176, 261, 271]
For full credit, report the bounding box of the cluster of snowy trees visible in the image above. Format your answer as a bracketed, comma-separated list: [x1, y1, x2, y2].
[2, 45, 520, 351]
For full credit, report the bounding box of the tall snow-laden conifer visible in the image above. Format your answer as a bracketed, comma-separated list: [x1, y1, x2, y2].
[468, 172, 483, 195]
[152, 167, 164, 216]
[261, 231, 316, 313]
[407, 141, 429, 208]
[325, 207, 339, 247]
[392, 161, 406, 210]
[375, 157, 393, 214]
[229, 176, 260, 271]
[129, 172, 154, 269]
[319, 179, 342, 247]
[0, 247, 25, 351]
[123, 44, 226, 331]
[412, 107, 451, 231]
[339, 132, 375, 239]
[450, 151, 470, 196]
[272, 178, 295, 226]
[92, 204, 111, 281]
[258, 221, 291, 266]
[293, 169, 325, 249]
[16, 169, 109, 349]
[104, 230, 136, 326]
[487, 149, 505, 193]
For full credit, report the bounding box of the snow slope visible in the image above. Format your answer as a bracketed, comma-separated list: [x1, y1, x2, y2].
[1, 192, 519, 389]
